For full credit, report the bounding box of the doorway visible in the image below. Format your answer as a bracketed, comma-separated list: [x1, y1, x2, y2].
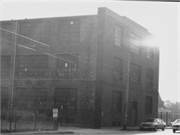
[131, 101, 138, 126]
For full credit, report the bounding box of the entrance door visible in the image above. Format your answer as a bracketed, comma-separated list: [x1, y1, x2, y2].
[131, 101, 138, 126]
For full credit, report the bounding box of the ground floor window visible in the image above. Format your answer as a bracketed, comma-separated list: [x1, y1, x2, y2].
[54, 88, 77, 110]
[14, 88, 47, 108]
[112, 91, 122, 113]
[145, 96, 153, 114]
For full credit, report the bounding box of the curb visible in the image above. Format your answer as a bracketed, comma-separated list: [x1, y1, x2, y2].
[1, 130, 74, 134]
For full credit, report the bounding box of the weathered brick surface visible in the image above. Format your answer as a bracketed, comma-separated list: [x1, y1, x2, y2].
[1, 8, 159, 128]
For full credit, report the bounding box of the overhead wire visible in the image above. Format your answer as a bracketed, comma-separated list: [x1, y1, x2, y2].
[0, 27, 159, 88]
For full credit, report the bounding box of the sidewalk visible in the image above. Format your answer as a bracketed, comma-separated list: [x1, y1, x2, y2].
[1, 126, 137, 134]
[1, 126, 172, 134]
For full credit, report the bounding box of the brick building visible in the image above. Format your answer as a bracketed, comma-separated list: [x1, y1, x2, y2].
[0, 7, 159, 128]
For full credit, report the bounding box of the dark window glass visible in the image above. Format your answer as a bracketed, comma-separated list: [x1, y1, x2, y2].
[14, 88, 47, 108]
[55, 88, 77, 110]
[145, 96, 153, 114]
[130, 34, 141, 54]
[18, 21, 50, 45]
[18, 22, 39, 45]
[16, 55, 48, 76]
[146, 69, 153, 88]
[113, 58, 123, 81]
[112, 91, 122, 113]
[56, 54, 78, 77]
[1, 87, 9, 108]
[147, 48, 154, 60]
[1, 55, 11, 76]
[59, 20, 80, 42]
[0, 22, 13, 42]
[130, 63, 141, 83]
[114, 25, 123, 47]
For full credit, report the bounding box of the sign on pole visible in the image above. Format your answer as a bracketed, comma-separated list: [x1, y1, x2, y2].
[53, 108, 58, 118]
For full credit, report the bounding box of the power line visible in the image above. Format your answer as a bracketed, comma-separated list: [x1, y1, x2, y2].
[0, 37, 159, 89]
[0, 28, 159, 86]
[0, 38, 74, 64]
[0, 28, 50, 47]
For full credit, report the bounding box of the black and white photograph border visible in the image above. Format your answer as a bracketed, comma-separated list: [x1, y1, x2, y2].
[0, 0, 179, 134]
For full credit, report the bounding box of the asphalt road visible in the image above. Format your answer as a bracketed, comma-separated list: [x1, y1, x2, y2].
[1, 129, 180, 135]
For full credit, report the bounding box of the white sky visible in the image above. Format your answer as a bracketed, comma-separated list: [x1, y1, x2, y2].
[0, 1, 179, 103]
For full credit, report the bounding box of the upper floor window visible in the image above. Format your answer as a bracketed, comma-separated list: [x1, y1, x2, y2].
[18, 21, 50, 45]
[131, 44, 141, 54]
[1, 55, 11, 76]
[146, 69, 153, 88]
[0, 22, 13, 42]
[113, 57, 123, 81]
[130, 35, 141, 54]
[130, 63, 141, 83]
[55, 88, 77, 110]
[114, 25, 123, 47]
[58, 20, 80, 42]
[145, 96, 153, 114]
[1, 87, 9, 109]
[147, 48, 154, 60]
[16, 55, 48, 76]
[112, 91, 122, 113]
[56, 54, 78, 77]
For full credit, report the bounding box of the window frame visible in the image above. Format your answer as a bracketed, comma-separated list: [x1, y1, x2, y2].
[58, 20, 80, 43]
[16, 55, 49, 76]
[145, 96, 153, 114]
[129, 63, 141, 84]
[130, 34, 142, 55]
[114, 25, 123, 47]
[56, 54, 79, 78]
[112, 91, 122, 113]
[54, 88, 77, 110]
[14, 88, 47, 108]
[147, 48, 154, 60]
[146, 69, 153, 88]
[113, 57, 123, 81]
[1, 55, 11, 76]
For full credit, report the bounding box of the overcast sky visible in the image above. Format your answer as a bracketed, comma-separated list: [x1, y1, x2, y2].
[0, 1, 179, 103]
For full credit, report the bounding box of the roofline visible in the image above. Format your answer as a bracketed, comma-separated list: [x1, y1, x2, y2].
[0, 14, 97, 22]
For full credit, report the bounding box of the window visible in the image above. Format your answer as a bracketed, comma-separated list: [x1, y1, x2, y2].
[18, 21, 50, 45]
[113, 58, 123, 81]
[146, 69, 153, 88]
[14, 88, 47, 108]
[145, 96, 153, 114]
[18, 22, 39, 45]
[112, 91, 122, 113]
[16, 55, 48, 76]
[147, 48, 154, 60]
[56, 54, 78, 77]
[131, 44, 141, 54]
[130, 34, 141, 54]
[1, 87, 9, 108]
[114, 25, 123, 47]
[130, 63, 141, 83]
[55, 88, 77, 110]
[0, 22, 13, 42]
[39, 22, 50, 44]
[1, 55, 11, 76]
[59, 20, 80, 42]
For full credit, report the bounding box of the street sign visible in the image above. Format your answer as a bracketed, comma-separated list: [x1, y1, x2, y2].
[53, 108, 58, 118]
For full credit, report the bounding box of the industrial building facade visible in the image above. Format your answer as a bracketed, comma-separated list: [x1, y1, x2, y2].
[1, 7, 159, 128]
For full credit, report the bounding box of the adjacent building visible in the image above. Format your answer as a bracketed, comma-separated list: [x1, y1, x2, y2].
[0, 7, 159, 128]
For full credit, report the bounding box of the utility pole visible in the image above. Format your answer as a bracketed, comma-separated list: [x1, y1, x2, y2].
[123, 29, 131, 130]
[10, 20, 18, 132]
[123, 51, 130, 130]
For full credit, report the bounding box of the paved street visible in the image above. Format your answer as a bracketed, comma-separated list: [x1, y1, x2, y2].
[1, 128, 180, 135]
